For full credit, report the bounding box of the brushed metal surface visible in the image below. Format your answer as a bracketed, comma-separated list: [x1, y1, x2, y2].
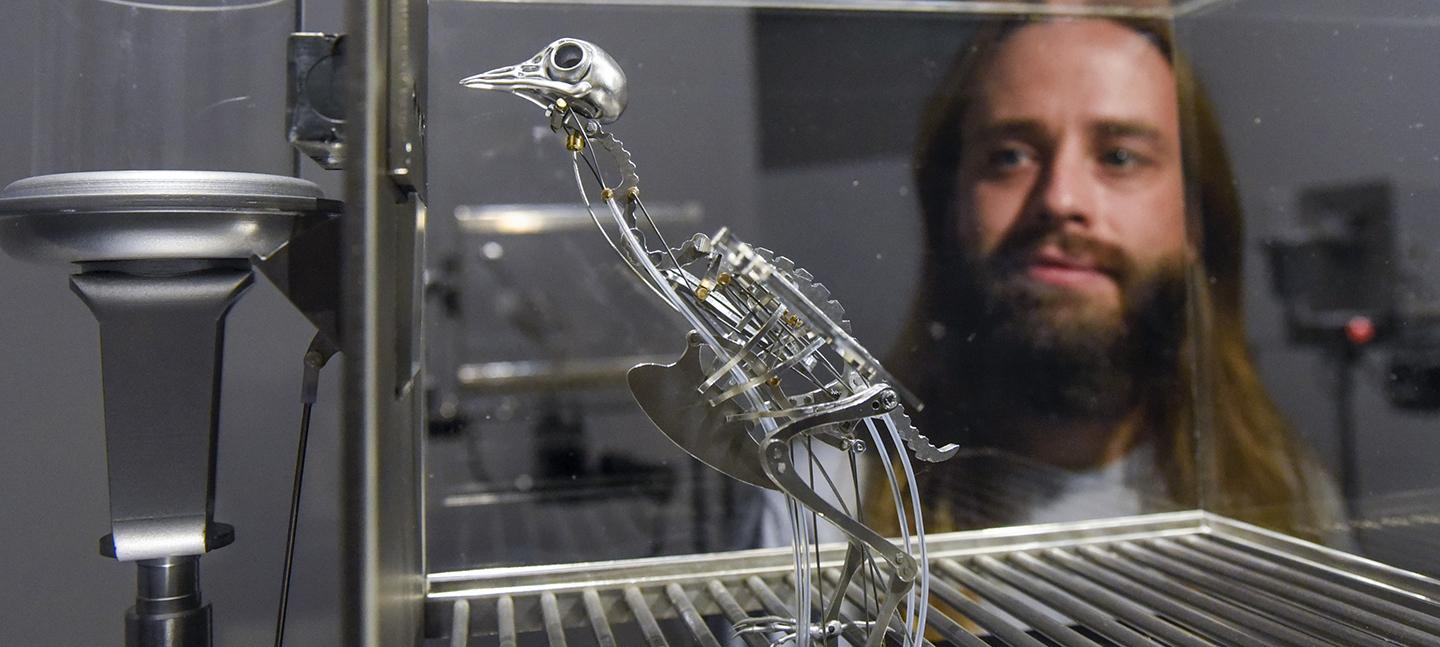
[0, 170, 339, 264]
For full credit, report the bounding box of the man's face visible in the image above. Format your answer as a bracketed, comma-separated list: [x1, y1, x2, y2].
[954, 19, 1188, 342]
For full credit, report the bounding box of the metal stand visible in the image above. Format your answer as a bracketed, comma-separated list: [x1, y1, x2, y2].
[72, 262, 253, 647]
[0, 170, 344, 647]
[127, 556, 211, 647]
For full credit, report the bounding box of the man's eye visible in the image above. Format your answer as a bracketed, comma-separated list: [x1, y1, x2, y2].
[1101, 147, 1144, 168]
[987, 147, 1031, 169]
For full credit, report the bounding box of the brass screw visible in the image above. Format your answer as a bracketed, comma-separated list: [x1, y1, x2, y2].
[600, 187, 615, 200]
[767, 376, 781, 387]
[717, 272, 732, 286]
[565, 132, 585, 152]
[627, 186, 641, 200]
[695, 285, 711, 301]
[785, 313, 801, 327]
[555, 98, 569, 112]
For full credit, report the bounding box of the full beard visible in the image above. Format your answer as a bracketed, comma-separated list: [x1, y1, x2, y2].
[929, 239, 1188, 440]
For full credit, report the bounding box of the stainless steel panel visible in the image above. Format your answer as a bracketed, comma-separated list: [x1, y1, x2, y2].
[341, 0, 428, 645]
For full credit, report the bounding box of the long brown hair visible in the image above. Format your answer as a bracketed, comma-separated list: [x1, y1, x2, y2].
[873, 14, 1334, 539]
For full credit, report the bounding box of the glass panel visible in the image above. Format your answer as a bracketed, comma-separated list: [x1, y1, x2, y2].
[426, 0, 1205, 570]
[28, 0, 296, 175]
[1177, 0, 1440, 573]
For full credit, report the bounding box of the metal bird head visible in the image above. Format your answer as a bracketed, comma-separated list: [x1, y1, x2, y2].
[460, 38, 628, 124]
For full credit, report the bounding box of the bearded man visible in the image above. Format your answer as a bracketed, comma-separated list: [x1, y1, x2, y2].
[882, 15, 1337, 538]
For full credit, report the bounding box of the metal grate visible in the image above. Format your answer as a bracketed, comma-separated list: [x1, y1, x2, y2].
[426, 512, 1440, 646]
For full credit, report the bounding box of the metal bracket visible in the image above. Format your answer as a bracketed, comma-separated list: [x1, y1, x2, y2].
[288, 33, 347, 170]
[71, 264, 254, 561]
[386, 0, 427, 192]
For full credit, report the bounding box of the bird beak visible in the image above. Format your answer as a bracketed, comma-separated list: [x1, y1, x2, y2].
[458, 64, 533, 91]
[460, 61, 589, 112]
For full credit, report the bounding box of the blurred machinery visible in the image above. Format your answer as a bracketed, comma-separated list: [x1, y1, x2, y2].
[1264, 180, 1440, 411]
[1263, 180, 1440, 515]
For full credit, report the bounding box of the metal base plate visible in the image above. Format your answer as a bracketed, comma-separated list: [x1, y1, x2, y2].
[0, 170, 340, 264]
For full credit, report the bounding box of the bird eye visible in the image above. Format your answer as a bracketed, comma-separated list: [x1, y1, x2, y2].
[554, 43, 585, 71]
[547, 41, 591, 82]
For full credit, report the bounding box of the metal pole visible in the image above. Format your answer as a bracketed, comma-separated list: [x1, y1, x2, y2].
[126, 556, 211, 647]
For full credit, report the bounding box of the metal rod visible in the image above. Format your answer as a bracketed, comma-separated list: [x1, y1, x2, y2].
[665, 584, 722, 647]
[925, 563, 1046, 647]
[746, 575, 792, 616]
[449, 599, 471, 647]
[1011, 551, 1211, 647]
[1045, 548, 1266, 647]
[273, 401, 314, 647]
[1117, 542, 1380, 644]
[814, 570, 930, 647]
[1076, 545, 1326, 647]
[1180, 535, 1440, 636]
[498, 596, 517, 647]
[582, 589, 617, 647]
[1151, 538, 1439, 644]
[974, 555, 1155, 647]
[937, 559, 1103, 647]
[798, 572, 880, 646]
[903, 600, 989, 647]
[542, 592, 568, 647]
[624, 586, 670, 647]
[706, 581, 770, 647]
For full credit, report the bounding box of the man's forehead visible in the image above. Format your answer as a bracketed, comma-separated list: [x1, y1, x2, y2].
[968, 20, 1180, 136]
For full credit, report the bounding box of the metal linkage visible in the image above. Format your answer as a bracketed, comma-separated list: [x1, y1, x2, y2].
[430, 512, 1440, 646]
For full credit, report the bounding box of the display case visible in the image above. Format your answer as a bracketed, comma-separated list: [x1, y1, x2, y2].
[5, 0, 1440, 645]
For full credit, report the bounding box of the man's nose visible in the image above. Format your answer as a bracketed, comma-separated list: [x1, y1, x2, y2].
[1035, 147, 1099, 228]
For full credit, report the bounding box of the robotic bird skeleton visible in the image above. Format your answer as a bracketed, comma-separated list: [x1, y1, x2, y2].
[462, 38, 957, 647]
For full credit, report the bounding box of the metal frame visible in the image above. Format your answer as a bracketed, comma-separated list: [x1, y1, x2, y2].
[340, 0, 429, 645]
[424, 511, 1440, 644]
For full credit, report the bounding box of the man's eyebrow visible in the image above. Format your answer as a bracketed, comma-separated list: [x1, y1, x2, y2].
[971, 119, 1048, 140]
[1092, 119, 1164, 143]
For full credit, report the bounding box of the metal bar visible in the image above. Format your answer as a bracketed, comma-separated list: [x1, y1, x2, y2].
[541, 592, 568, 647]
[1116, 542, 1385, 645]
[449, 599, 470, 647]
[974, 555, 1156, 647]
[1205, 513, 1440, 602]
[925, 564, 1046, 647]
[745, 575, 801, 645]
[1076, 545, 1327, 647]
[795, 572, 879, 646]
[429, 512, 1208, 598]
[904, 600, 989, 647]
[1182, 535, 1440, 635]
[340, 0, 426, 643]
[444, 0, 1173, 20]
[1011, 551, 1211, 647]
[498, 596, 517, 647]
[937, 559, 1104, 647]
[665, 584, 722, 647]
[1151, 538, 1440, 645]
[582, 589, 618, 647]
[457, 355, 677, 392]
[745, 575, 791, 616]
[706, 580, 769, 647]
[814, 570, 929, 647]
[1045, 548, 1267, 647]
[624, 586, 671, 647]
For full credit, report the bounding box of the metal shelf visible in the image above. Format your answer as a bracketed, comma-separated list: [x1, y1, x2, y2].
[425, 511, 1440, 645]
